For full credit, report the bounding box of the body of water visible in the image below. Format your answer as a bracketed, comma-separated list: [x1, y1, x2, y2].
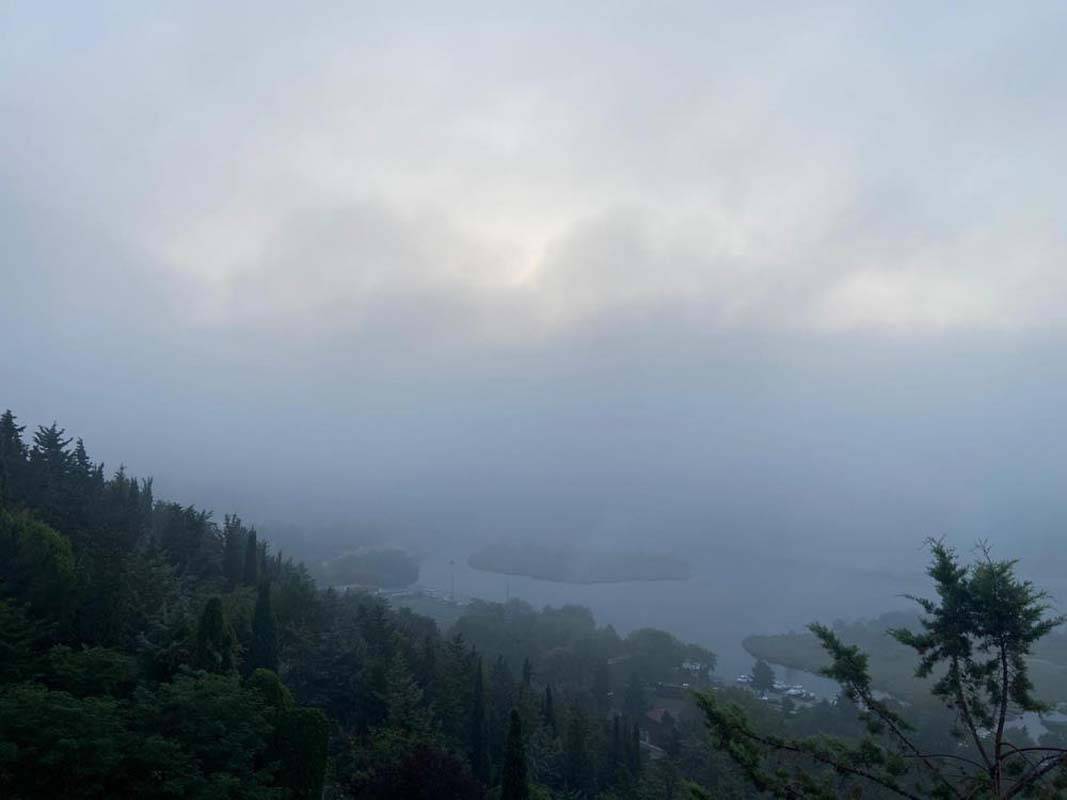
[415, 544, 935, 685]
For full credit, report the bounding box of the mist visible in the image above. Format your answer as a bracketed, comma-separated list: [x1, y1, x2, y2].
[5, 1, 1067, 660]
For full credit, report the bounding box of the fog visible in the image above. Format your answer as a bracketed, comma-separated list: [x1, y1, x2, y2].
[4, 2, 1067, 663]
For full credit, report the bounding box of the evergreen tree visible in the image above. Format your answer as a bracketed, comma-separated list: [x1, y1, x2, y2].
[384, 650, 431, 735]
[28, 423, 73, 531]
[195, 597, 235, 673]
[592, 659, 611, 715]
[629, 720, 642, 776]
[500, 708, 530, 800]
[608, 714, 623, 779]
[242, 529, 259, 586]
[542, 684, 557, 736]
[222, 514, 245, 588]
[273, 707, 330, 800]
[521, 656, 533, 688]
[623, 671, 646, 721]
[249, 581, 278, 674]
[0, 411, 26, 506]
[750, 658, 775, 693]
[563, 708, 593, 795]
[468, 654, 489, 783]
[489, 654, 516, 766]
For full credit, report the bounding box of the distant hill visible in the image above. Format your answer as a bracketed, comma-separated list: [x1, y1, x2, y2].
[468, 542, 690, 583]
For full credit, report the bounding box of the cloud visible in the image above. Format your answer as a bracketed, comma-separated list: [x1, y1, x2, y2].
[4, 1, 1067, 569]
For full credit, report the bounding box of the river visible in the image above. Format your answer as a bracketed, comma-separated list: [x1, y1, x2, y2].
[414, 544, 940, 692]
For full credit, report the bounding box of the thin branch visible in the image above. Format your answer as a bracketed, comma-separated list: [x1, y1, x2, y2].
[1003, 752, 1067, 800]
[901, 752, 985, 771]
[738, 727, 928, 800]
[857, 689, 965, 800]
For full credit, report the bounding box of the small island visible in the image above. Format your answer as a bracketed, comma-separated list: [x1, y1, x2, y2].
[468, 542, 690, 584]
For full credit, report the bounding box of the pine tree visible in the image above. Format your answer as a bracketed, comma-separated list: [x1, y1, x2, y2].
[243, 529, 259, 586]
[0, 411, 27, 508]
[249, 582, 278, 674]
[384, 651, 431, 735]
[468, 655, 489, 783]
[500, 709, 530, 800]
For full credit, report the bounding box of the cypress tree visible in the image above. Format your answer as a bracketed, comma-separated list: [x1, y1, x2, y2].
[242, 529, 259, 586]
[521, 656, 533, 688]
[249, 581, 278, 674]
[500, 709, 530, 800]
[563, 709, 592, 795]
[468, 655, 489, 783]
[222, 514, 245, 588]
[629, 720, 642, 775]
[610, 714, 622, 775]
[195, 597, 235, 673]
[542, 684, 556, 736]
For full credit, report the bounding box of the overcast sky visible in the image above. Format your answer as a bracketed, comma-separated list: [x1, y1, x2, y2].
[4, 2, 1067, 570]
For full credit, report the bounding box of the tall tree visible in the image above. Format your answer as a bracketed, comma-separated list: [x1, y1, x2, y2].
[629, 719, 642, 776]
[195, 597, 235, 673]
[521, 656, 533, 688]
[623, 671, 646, 721]
[222, 514, 245, 588]
[249, 581, 278, 674]
[542, 684, 557, 736]
[468, 655, 489, 783]
[750, 659, 775, 693]
[592, 659, 611, 715]
[700, 540, 1067, 800]
[500, 708, 530, 800]
[563, 708, 593, 795]
[489, 654, 516, 766]
[0, 410, 27, 505]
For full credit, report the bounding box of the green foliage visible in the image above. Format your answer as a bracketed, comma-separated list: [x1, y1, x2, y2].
[623, 671, 647, 721]
[196, 597, 237, 674]
[750, 659, 775, 693]
[43, 645, 137, 697]
[0, 682, 129, 798]
[0, 506, 76, 622]
[247, 668, 294, 711]
[249, 582, 278, 674]
[501, 708, 531, 800]
[700, 541, 1067, 800]
[338, 729, 486, 799]
[272, 707, 329, 800]
[470, 654, 490, 783]
[0, 411, 739, 800]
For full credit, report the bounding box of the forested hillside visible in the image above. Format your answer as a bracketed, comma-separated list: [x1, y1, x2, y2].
[0, 410, 745, 799]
